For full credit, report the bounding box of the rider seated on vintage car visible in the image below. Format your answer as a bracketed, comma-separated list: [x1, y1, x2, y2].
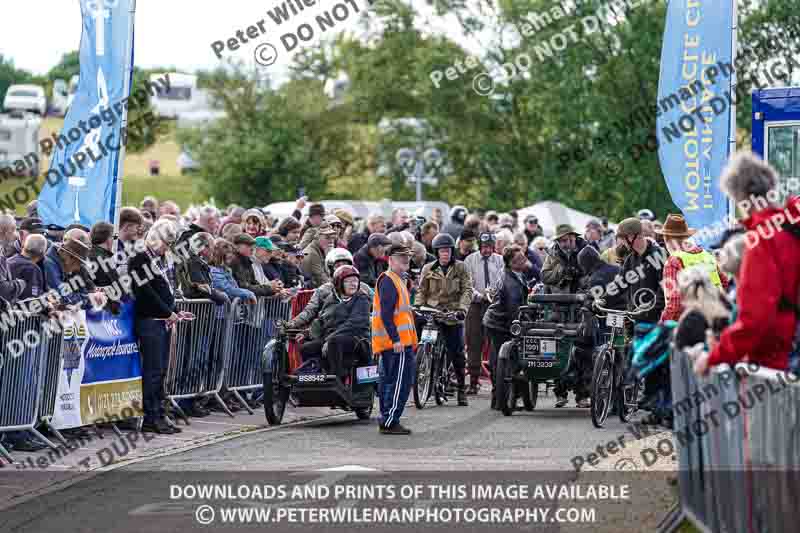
[283, 247, 371, 351]
[539, 225, 593, 408]
[298, 265, 372, 383]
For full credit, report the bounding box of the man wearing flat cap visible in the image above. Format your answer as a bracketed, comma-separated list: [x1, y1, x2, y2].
[541, 224, 587, 294]
[354, 232, 391, 288]
[615, 217, 669, 424]
[372, 244, 418, 435]
[302, 221, 338, 288]
[231, 233, 280, 298]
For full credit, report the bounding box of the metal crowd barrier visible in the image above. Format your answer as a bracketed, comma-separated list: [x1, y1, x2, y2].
[0, 312, 59, 461]
[164, 298, 238, 421]
[36, 325, 68, 445]
[223, 296, 292, 413]
[1, 290, 317, 456]
[671, 349, 800, 533]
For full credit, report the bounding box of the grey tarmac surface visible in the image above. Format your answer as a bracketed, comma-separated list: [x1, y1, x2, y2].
[1, 389, 677, 533]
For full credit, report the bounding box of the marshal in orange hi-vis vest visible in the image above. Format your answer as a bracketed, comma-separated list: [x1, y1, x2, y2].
[371, 271, 418, 354]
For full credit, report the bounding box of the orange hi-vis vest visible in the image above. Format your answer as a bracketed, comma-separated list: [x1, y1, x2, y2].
[371, 271, 418, 354]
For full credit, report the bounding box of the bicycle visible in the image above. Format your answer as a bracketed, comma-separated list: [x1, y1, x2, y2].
[589, 301, 643, 428]
[413, 306, 464, 408]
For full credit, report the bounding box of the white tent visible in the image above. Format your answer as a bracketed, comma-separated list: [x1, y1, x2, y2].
[516, 201, 615, 238]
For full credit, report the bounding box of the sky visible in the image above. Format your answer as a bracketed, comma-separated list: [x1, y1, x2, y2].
[0, 0, 488, 78]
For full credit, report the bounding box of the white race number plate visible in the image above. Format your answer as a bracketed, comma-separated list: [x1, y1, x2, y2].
[607, 314, 626, 328]
[420, 328, 438, 343]
[357, 365, 379, 383]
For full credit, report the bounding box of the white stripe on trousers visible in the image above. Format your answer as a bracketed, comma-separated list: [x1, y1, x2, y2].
[386, 350, 405, 426]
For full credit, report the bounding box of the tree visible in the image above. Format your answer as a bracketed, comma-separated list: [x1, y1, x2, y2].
[123, 68, 170, 154]
[177, 69, 326, 206]
[46, 51, 80, 83]
[0, 54, 34, 106]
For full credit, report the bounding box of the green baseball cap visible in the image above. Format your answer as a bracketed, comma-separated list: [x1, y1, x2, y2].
[254, 236, 275, 251]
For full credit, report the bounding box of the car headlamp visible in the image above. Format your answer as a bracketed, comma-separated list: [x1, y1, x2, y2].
[510, 321, 522, 337]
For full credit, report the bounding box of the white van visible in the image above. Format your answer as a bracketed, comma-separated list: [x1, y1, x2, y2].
[3, 84, 46, 116]
[0, 111, 42, 178]
[51, 79, 69, 116]
[150, 73, 212, 119]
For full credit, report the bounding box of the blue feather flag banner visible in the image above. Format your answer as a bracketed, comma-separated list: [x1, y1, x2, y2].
[38, 0, 135, 228]
[656, 0, 734, 244]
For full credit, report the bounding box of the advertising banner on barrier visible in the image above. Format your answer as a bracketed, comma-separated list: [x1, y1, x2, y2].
[53, 300, 143, 429]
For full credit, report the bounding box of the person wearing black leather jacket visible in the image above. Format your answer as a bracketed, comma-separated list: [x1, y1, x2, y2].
[482, 245, 531, 409]
[319, 265, 371, 383]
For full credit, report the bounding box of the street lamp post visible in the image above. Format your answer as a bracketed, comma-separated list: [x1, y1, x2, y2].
[396, 147, 442, 202]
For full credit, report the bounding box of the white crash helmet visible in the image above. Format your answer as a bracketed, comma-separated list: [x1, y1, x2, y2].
[325, 247, 353, 275]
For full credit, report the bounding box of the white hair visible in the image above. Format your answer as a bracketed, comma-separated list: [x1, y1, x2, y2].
[198, 205, 218, 220]
[145, 219, 178, 249]
[23, 233, 48, 257]
[512, 231, 527, 246]
[495, 229, 514, 243]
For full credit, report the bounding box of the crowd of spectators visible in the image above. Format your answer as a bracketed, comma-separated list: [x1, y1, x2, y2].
[2, 149, 797, 448]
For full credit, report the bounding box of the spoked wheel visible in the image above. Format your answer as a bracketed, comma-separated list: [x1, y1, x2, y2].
[524, 381, 538, 411]
[496, 343, 516, 416]
[591, 349, 614, 428]
[414, 343, 433, 409]
[434, 349, 448, 405]
[618, 370, 641, 423]
[263, 353, 290, 425]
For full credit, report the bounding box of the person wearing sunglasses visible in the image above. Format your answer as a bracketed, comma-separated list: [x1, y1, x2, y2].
[523, 215, 543, 245]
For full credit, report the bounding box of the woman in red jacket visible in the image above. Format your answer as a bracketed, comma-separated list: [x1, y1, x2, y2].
[695, 151, 800, 375]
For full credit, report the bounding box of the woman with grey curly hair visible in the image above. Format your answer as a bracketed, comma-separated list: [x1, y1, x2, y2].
[696, 150, 800, 376]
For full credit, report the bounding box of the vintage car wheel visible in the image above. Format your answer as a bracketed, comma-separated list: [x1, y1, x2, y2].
[497, 342, 517, 416]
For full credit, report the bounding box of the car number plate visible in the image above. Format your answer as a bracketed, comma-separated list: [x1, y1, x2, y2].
[606, 314, 626, 328]
[297, 374, 326, 383]
[527, 360, 555, 368]
[523, 337, 556, 359]
[357, 365, 379, 383]
[420, 328, 438, 343]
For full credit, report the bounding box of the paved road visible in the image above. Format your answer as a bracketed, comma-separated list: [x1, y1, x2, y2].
[2, 389, 676, 533]
[131, 390, 625, 471]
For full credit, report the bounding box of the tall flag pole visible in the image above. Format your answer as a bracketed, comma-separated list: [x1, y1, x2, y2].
[112, 0, 136, 239]
[37, 0, 136, 229]
[728, 0, 738, 222]
[656, 0, 735, 246]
